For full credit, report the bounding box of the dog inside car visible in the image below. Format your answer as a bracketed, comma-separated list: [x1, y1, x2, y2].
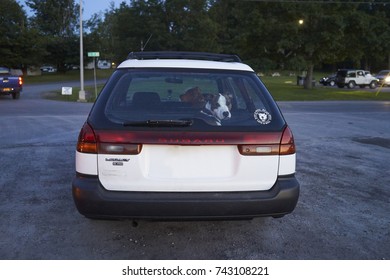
[180, 87, 205, 108]
[180, 87, 232, 126]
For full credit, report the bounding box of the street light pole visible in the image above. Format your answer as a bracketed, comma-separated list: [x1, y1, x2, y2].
[79, 0, 86, 101]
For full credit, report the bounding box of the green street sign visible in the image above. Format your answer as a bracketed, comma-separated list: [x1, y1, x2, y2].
[87, 52, 100, 57]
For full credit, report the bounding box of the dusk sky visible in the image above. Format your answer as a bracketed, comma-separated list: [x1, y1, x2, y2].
[19, 0, 126, 20]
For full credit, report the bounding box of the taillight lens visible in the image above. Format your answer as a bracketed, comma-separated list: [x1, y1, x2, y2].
[279, 126, 296, 155]
[238, 126, 296, 156]
[76, 127, 294, 156]
[238, 144, 279, 155]
[98, 143, 142, 154]
[77, 122, 97, 153]
[18, 76, 23, 86]
[77, 124, 142, 155]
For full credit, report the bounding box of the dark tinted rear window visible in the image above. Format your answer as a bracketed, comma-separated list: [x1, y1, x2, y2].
[91, 68, 285, 131]
[337, 70, 348, 77]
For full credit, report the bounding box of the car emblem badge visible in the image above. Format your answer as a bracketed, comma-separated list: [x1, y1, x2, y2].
[105, 158, 130, 166]
[254, 109, 272, 125]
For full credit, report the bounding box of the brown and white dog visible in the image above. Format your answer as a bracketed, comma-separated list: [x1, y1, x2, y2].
[180, 87, 205, 108]
[180, 87, 232, 125]
[202, 93, 232, 123]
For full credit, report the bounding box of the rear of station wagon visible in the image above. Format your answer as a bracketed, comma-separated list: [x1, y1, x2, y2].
[72, 52, 299, 220]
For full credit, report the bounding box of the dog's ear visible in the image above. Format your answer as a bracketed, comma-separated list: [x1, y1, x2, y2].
[179, 93, 186, 102]
[213, 94, 222, 102]
[223, 92, 233, 100]
[181, 87, 197, 102]
[192, 86, 201, 95]
[203, 93, 215, 102]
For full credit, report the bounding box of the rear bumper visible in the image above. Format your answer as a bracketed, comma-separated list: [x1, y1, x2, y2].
[72, 174, 300, 220]
[0, 87, 22, 94]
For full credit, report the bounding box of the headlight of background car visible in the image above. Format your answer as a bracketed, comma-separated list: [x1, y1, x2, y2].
[385, 76, 390, 83]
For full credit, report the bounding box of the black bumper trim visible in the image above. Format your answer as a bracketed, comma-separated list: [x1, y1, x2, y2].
[72, 175, 299, 220]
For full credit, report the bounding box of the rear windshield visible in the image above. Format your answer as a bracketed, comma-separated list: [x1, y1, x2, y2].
[0, 67, 10, 74]
[95, 68, 284, 131]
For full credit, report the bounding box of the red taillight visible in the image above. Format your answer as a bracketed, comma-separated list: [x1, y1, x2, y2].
[238, 126, 296, 156]
[78, 129, 294, 156]
[77, 122, 97, 153]
[279, 126, 296, 155]
[77, 125, 142, 155]
[18, 76, 23, 86]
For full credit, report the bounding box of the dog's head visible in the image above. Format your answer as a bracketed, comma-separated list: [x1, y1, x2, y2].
[180, 87, 205, 107]
[205, 93, 232, 121]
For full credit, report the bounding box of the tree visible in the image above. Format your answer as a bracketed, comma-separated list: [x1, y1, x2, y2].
[26, 0, 79, 71]
[84, 2, 119, 63]
[354, 3, 390, 70]
[13, 0, 390, 76]
[109, 0, 169, 59]
[289, 2, 348, 88]
[0, 0, 26, 67]
[164, 0, 219, 52]
[26, 0, 78, 37]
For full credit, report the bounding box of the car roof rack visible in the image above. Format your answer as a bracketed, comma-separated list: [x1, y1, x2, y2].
[127, 51, 242, 63]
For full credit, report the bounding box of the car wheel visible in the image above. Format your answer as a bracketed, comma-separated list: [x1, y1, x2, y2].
[348, 81, 356, 89]
[369, 81, 377, 89]
[12, 92, 20, 99]
[329, 80, 335, 86]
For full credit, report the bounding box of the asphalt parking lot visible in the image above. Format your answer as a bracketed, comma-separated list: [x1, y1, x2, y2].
[0, 86, 389, 259]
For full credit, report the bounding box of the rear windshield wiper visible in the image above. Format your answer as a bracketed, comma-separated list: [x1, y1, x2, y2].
[123, 119, 193, 127]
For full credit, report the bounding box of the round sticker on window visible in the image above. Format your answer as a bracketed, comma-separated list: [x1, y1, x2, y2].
[254, 109, 272, 125]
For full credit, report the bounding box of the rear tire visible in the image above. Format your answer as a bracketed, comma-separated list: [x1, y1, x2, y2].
[347, 81, 356, 89]
[12, 92, 20, 99]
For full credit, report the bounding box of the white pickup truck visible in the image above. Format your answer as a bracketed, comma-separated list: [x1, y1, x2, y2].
[336, 69, 379, 89]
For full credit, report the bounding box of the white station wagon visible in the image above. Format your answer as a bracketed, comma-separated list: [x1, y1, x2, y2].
[72, 51, 299, 220]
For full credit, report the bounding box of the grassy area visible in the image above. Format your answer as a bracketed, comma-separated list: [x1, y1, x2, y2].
[262, 76, 390, 101]
[42, 71, 390, 102]
[25, 69, 114, 84]
[45, 84, 105, 102]
[29, 69, 112, 102]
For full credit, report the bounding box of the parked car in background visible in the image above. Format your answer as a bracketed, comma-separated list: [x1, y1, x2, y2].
[65, 64, 80, 70]
[375, 70, 390, 86]
[335, 69, 378, 89]
[0, 66, 23, 99]
[97, 60, 111, 69]
[40, 65, 57, 73]
[319, 73, 336, 86]
[72, 51, 300, 220]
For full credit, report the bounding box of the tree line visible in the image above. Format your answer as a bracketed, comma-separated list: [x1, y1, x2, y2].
[1, 0, 390, 86]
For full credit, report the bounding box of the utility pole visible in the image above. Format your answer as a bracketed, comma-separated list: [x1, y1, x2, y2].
[79, 0, 86, 101]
